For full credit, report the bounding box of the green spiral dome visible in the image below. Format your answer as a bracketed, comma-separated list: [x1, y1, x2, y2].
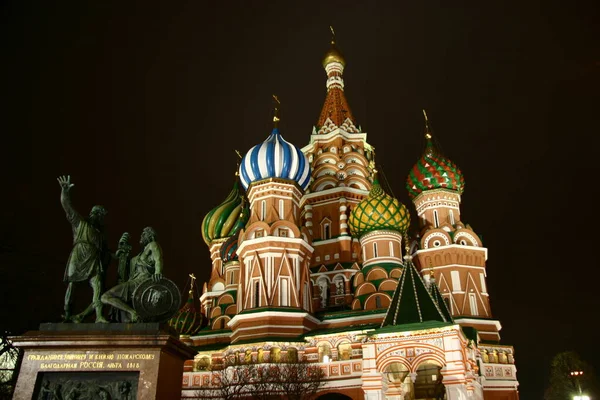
[348, 179, 410, 237]
[201, 180, 249, 246]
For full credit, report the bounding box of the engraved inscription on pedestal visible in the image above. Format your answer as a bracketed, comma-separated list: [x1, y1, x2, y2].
[34, 371, 138, 400]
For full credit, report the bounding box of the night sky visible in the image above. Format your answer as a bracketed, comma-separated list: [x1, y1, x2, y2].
[1, 1, 599, 398]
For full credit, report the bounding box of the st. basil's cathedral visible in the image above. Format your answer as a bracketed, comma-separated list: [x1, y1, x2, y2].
[170, 36, 520, 400]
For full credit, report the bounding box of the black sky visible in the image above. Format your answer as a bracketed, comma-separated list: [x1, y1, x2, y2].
[1, 1, 599, 398]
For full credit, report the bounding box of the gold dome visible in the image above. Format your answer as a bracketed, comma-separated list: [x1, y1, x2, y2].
[322, 41, 346, 68]
[348, 179, 411, 237]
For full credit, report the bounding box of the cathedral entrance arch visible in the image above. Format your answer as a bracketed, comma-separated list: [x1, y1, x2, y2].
[383, 360, 446, 399]
[413, 360, 446, 400]
[383, 361, 410, 398]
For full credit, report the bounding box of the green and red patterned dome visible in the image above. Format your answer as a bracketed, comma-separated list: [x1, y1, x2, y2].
[348, 178, 410, 237]
[406, 131, 465, 199]
[169, 277, 206, 336]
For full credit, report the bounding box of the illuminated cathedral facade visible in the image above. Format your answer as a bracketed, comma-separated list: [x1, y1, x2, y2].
[171, 37, 520, 400]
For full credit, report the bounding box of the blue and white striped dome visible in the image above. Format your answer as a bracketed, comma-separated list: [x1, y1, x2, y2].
[239, 128, 311, 191]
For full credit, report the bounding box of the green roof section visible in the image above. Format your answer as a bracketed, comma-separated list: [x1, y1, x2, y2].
[461, 326, 479, 343]
[304, 323, 380, 338]
[381, 257, 450, 327]
[429, 279, 453, 323]
[374, 320, 452, 335]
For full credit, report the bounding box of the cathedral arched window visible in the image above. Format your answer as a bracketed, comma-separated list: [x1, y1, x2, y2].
[261, 200, 266, 221]
[270, 347, 281, 362]
[279, 199, 284, 219]
[373, 242, 378, 258]
[286, 348, 298, 362]
[433, 210, 440, 228]
[469, 293, 478, 316]
[338, 343, 352, 360]
[280, 278, 289, 306]
[254, 281, 260, 307]
[319, 343, 332, 363]
[449, 210, 455, 225]
[321, 218, 332, 240]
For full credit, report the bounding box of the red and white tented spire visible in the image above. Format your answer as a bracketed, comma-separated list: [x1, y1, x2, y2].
[316, 27, 359, 134]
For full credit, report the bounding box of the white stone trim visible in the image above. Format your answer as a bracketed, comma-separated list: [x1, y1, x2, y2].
[453, 318, 502, 331]
[230, 311, 321, 325]
[237, 237, 314, 254]
[417, 244, 488, 260]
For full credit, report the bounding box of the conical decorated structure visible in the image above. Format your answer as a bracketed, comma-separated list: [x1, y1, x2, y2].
[406, 114, 465, 199]
[429, 278, 454, 323]
[201, 180, 249, 246]
[315, 29, 360, 135]
[348, 178, 410, 237]
[382, 255, 450, 327]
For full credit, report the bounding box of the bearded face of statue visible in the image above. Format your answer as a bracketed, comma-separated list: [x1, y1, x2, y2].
[89, 205, 107, 227]
[140, 227, 156, 246]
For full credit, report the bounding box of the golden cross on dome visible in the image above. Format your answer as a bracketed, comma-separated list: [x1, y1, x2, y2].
[188, 273, 196, 295]
[234, 150, 242, 176]
[330, 26, 336, 44]
[272, 95, 281, 127]
[423, 109, 432, 139]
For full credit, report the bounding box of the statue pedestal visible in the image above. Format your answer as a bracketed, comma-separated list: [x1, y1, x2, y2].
[11, 323, 196, 400]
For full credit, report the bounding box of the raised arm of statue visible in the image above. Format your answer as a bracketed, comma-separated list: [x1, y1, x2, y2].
[57, 175, 81, 229]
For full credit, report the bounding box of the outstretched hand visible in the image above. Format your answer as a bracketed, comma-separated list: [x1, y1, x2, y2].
[57, 175, 75, 192]
[152, 274, 163, 282]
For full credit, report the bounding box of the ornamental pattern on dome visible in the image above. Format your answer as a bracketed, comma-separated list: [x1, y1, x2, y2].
[406, 135, 465, 199]
[201, 180, 249, 246]
[239, 128, 311, 191]
[220, 233, 239, 263]
[168, 275, 205, 336]
[348, 180, 410, 237]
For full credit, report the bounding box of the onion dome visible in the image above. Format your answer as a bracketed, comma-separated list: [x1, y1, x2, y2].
[322, 40, 345, 68]
[239, 127, 311, 191]
[348, 178, 411, 237]
[201, 180, 249, 246]
[406, 113, 465, 199]
[220, 233, 239, 263]
[169, 274, 205, 336]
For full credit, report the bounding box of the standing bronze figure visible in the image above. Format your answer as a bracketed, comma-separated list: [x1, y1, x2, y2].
[57, 175, 109, 323]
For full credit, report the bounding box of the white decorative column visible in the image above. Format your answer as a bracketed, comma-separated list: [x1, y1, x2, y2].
[339, 197, 348, 235]
[305, 204, 313, 236]
[444, 384, 469, 400]
[442, 365, 469, 400]
[361, 342, 385, 400]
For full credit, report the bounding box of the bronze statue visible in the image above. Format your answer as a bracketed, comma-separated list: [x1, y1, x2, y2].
[101, 227, 163, 322]
[57, 175, 109, 323]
